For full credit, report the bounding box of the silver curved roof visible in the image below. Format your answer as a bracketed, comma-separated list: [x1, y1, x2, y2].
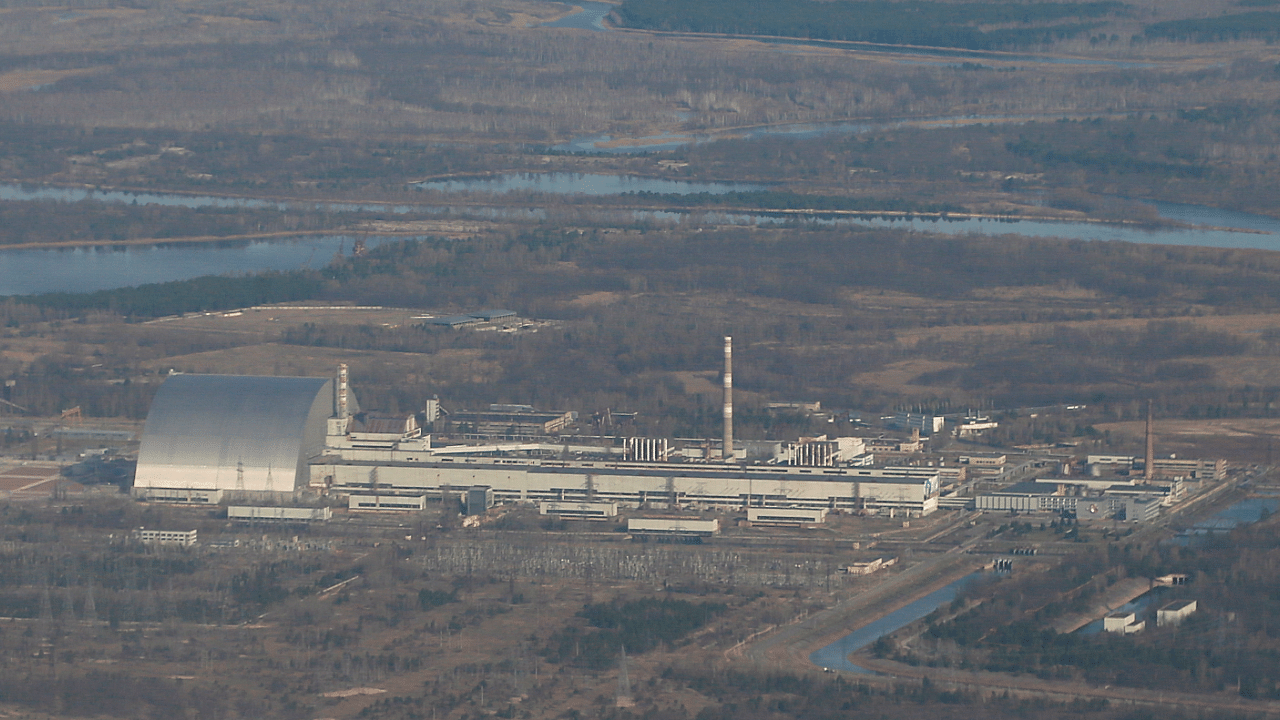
[135, 374, 333, 492]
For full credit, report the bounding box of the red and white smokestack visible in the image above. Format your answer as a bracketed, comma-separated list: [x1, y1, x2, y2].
[723, 336, 734, 462]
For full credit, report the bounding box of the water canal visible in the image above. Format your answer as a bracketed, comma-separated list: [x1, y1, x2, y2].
[809, 572, 984, 674]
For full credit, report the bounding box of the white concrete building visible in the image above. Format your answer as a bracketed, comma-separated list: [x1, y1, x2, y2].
[628, 517, 719, 538]
[134, 529, 198, 546]
[227, 506, 332, 522]
[1157, 599, 1198, 627]
[1103, 611, 1144, 634]
[746, 507, 827, 526]
[539, 501, 619, 520]
[313, 455, 940, 516]
[348, 494, 427, 511]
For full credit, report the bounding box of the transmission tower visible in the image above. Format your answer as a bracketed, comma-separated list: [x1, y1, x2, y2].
[616, 646, 634, 708]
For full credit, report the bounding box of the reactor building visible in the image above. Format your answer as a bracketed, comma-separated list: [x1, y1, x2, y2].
[133, 374, 339, 503]
[132, 366, 941, 516]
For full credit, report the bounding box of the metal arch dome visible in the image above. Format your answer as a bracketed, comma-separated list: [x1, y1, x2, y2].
[135, 374, 334, 493]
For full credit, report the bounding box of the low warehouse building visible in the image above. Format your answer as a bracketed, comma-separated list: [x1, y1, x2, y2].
[1103, 611, 1144, 634]
[134, 529, 198, 546]
[628, 517, 719, 539]
[746, 507, 827, 526]
[1157, 599, 1198, 627]
[228, 506, 332, 523]
[349, 495, 427, 511]
[539, 501, 618, 520]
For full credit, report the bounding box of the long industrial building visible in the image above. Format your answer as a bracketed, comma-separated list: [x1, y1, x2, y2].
[311, 449, 941, 516]
[133, 371, 941, 515]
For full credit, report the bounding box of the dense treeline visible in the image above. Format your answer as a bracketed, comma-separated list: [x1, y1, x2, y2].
[676, 109, 1280, 218]
[911, 321, 1249, 394]
[614, 0, 1124, 49]
[1005, 137, 1210, 179]
[616, 190, 963, 214]
[541, 597, 725, 668]
[907, 523, 1280, 697]
[0, 118, 492, 193]
[283, 228, 1280, 426]
[1144, 11, 1280, 42]
[18, 271, 325, 317]
[0, 200, 337, 247]
[0, 673, 265, 720]
[662, 664, 1231, 720]
[17, 221, 1280, 428]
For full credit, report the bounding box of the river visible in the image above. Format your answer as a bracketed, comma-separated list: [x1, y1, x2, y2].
[540, 1, 615, 31]
[2, 180, 1279, 295]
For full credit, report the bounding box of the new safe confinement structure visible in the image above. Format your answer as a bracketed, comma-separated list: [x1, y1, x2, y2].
[134, 374, 337, 502]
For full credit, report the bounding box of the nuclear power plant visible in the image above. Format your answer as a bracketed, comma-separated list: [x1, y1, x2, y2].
[131, 340, 943, 516]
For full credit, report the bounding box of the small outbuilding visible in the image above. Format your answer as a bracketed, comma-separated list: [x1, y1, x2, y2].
[1104, 611, 1144, 634]
[1157, 599, 1198, 627]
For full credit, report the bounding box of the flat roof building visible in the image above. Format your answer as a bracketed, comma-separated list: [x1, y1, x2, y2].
[449, 409, 574, 437]
[422, 315, 482, 328]
[1104, 611, 1144, 634]
[349, 494, 427, 511]
[746, 507, 827, 526]
[470, 309, 517, 321]
[628, 517, 719, 539]
[135, 528, 198, 546]
[539, 501, 618, 520]
[1157, 599, 1198, 627]
[228, 506, 332, 523]
[314, 455, 941, 516]
[976, 480, 1163, 522]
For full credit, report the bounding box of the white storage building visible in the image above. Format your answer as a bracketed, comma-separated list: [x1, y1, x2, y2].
[228, 506, 332, 522]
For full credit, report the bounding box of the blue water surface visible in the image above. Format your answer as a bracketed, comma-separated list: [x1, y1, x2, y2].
[809, 573, 983, 674]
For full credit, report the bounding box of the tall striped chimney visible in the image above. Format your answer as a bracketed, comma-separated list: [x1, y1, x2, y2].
[1144, 399, 1154, 483]
[337, 363, 350, 421]
[723, 336, 734, 462]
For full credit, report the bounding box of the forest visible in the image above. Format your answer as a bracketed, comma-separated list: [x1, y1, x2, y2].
[1143, 11, 1280, 42]
[887, 521, 1280, 698]
[541, 598, 727, 669]
[10, 221, 1280, 448]
[613, 0, 1125, 49]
